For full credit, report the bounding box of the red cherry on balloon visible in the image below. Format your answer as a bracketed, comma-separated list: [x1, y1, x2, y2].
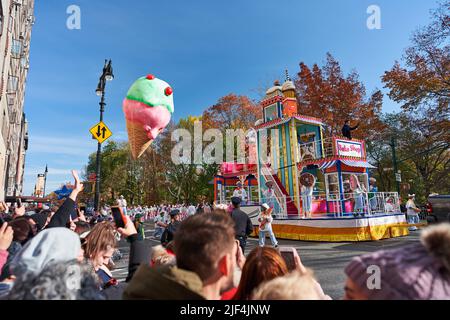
[165, 87, 173, 96]
[146, 74, 155, 80]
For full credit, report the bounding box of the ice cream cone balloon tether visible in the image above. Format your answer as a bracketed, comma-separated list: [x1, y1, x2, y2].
[122, 74, 174, 159]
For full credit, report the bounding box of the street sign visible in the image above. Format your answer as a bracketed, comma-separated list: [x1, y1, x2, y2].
[395, 173, 402, 182]
[89, 121, 112, 144]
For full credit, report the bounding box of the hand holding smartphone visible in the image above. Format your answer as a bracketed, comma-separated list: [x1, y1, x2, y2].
[279, 247, 297, 271]
[111, 206, 126, 228]
[279, 247, 307, 273]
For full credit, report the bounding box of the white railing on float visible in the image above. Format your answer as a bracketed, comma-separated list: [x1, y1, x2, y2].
[267, 192, 400, 218]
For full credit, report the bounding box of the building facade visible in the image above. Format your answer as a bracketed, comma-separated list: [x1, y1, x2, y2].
[0, 0, 34, 200]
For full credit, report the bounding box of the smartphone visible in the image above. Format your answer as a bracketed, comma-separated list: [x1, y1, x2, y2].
[279, 247, 297, 271]
[70, 209, 78, 220]
[111, 206, 126, 228]
[16, 198, 22, 208]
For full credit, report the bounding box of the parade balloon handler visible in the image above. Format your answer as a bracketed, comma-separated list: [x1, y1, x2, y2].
[122, 74, 174, 159]
[153, 210, 168, 239]
[258, 204, 278, 248]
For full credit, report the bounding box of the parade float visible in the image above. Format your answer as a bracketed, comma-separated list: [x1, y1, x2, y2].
[214, 75, 408, 242]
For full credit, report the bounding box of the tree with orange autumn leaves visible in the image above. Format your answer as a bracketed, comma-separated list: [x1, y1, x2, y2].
[202, 94, 262, 131]
[382, 0, 449, 121]
[294, 53, 385, 140]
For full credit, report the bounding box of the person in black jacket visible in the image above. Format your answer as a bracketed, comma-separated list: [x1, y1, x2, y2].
[161, 209, 181, 247]
[230, 197, 254, 253]
[341, 120, 360, 140]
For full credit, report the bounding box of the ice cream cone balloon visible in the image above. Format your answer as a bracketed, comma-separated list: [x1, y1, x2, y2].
[122, 75, 174, 159]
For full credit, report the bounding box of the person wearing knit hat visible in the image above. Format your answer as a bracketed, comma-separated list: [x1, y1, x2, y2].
[344, 223, 450, 300]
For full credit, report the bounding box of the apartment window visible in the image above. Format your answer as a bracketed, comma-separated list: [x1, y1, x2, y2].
[11, 39, 23, 58]
[6, 93, 15, 106]
[8, 15, 13, 32]
[10, 110, 17, 124]
[20, 57, 27, 68]
[7, 75, 18, 93]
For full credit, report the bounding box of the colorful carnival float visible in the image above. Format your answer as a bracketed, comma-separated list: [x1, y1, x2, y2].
[214, 75, 409, 242]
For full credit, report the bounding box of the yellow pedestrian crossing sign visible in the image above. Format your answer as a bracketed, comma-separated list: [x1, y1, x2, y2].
[90, 121, 112, 144]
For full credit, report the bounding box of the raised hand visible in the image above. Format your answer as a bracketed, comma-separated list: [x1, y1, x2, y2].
[117, 215, 138, 238]
[13, 206, 25, 219]
[72, 170, 84, 193]
[69, 170, 84, 202]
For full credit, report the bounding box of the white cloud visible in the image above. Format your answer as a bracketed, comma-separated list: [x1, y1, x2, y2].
[27, 135, 96, 157]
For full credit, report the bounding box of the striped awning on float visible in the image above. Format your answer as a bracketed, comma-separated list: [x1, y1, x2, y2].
[340, 159, 376, 169]
[318, 160, 336, 170]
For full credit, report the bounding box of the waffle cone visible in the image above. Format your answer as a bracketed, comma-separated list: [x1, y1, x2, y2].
[126, 120, 153, 159]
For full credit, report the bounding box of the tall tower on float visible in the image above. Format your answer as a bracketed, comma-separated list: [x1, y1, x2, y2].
[257, 71, 301, 216]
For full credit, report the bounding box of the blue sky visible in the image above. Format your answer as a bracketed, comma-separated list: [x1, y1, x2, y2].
[22, 0, 437, 195]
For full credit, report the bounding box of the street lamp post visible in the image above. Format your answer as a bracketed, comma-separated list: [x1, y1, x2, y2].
[389, 136, 401, 194]
[93, 59, 114, 212]
[43, 164, 48, 198]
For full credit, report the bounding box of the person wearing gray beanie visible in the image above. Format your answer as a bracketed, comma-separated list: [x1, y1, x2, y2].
[344, 223, 450, 300]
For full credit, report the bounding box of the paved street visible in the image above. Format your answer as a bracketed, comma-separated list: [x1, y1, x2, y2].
[112, 222, 421, 299]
